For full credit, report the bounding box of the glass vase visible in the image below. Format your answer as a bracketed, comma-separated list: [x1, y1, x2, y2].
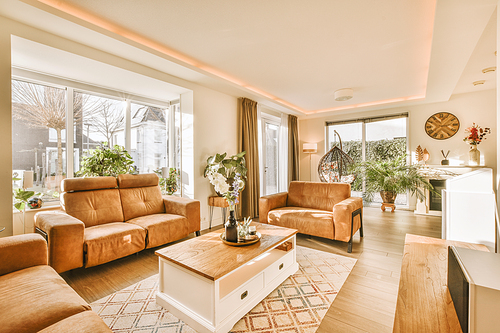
[469, 145, 480, 166]
[225, 210, 238, 243]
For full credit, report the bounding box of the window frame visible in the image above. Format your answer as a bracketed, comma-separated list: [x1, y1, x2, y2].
[325, 113, 410, 206]
[12, 74, 176, 196]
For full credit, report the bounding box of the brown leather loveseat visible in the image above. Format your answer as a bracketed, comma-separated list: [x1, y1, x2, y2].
[35, 173, 200, 273]
[259, 181, 363, 252]
[0, 234, 111, 333]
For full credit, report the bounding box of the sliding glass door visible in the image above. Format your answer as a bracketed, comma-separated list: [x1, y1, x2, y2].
[326, 114, 408, 205]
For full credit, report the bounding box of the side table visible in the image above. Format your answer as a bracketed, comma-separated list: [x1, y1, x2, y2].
[208, 196, 238, 228]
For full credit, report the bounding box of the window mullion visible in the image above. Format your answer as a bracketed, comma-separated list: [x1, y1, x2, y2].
[66, 87, 74, 178]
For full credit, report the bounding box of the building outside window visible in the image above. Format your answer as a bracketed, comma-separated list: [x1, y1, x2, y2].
[12, 78, 177, 202]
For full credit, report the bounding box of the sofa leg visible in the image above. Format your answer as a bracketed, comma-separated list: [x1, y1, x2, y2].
[348, 208, 363, 253]
[195, 231, 201, 237]
[359, 212, 364, 238]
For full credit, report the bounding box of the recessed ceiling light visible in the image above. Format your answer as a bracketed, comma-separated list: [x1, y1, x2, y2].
[473, 80, 485, 86]
[334, 88, 353, 101]
[482, 67, 496, 73]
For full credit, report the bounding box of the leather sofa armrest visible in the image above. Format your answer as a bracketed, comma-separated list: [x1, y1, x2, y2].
[333, 197, 363, 242]
[163, 196, 201, 234]
[259, 192, 288, 223]
[0, 234, 47, 276]
[35, 211, 85, 273]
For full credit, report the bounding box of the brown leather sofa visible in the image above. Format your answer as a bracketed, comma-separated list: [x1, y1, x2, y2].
[259, 181, 363, 252]
[0, 234, 111, 333]
[35, 173, 200, 273]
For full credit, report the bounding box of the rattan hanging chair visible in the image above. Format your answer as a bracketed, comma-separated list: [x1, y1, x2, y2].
[318, 130, 356, 183]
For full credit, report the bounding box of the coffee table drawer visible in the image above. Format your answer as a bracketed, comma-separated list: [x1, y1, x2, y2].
[264, 250, 294, 285]
[219, 273, 264, 321]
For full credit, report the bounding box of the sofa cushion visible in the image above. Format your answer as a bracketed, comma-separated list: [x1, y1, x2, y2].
[127, 213, 189, 248]
[268, 207, 334, 239]
[84, 222, 146, 268]
[287, 181, 351, 211]
[0, 265, 90, 333]
[38, 310, 111, 333]
[119, 186, 165, 221]
[62, 189, 124, 227]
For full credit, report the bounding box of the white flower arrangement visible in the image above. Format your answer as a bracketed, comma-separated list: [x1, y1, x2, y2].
[204, 152, 247, 210]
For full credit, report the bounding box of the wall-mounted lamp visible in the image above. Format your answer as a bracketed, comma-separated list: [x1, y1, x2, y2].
[303, 143, 317, 181]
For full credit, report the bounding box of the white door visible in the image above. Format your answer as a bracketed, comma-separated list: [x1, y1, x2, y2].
[262, 118, 280, 196]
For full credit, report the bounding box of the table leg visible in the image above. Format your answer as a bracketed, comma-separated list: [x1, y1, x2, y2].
[209, 206, 214, 229]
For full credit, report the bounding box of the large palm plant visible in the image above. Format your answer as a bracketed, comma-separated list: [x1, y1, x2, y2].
[354, 156, 436, 203]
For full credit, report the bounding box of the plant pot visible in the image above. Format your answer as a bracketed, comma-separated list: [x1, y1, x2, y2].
[469, 145, 480, 166]
[380, 191, 397, 204]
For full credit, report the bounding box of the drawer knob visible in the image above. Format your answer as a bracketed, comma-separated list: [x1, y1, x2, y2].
[279, 263, 284, 270]
[241, 291, 248, 300]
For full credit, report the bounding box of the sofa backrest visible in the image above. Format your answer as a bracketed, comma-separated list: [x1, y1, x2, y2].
[287, 181, 351, 211]
[60, 176, 124, 227]
[117, 173, 165, 221]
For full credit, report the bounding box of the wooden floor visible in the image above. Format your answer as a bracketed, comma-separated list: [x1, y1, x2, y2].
[61, 207, 442, 333]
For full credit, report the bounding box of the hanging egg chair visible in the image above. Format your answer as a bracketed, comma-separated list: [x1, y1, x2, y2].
[318, 130, 356, 183]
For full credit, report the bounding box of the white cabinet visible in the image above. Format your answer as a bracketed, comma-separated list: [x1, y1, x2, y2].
[156, 235, 298, 333]
[442, 168, 496, 250]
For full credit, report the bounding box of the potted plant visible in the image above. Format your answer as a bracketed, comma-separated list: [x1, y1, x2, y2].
[77, 145, 136, 177]
[353, 156, 436, 204]
[204, 151, 247, 243]
[155, 167, 180, 195]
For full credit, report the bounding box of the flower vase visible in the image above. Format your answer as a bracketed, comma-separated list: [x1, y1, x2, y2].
[469, 145, 480, 166]
[225, 210, 238, 243]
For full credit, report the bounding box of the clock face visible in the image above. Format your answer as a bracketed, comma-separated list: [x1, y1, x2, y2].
[425, 112, 460, 140]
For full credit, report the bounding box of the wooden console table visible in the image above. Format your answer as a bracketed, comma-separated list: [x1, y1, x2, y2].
[393, 234, 488, 332]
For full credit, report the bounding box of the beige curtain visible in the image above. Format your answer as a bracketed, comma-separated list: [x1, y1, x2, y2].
[238, 98, 260, 218]
[288, 115, 299, 182]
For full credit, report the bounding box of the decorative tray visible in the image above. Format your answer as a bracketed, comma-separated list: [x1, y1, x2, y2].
[220, 232, 261, 246]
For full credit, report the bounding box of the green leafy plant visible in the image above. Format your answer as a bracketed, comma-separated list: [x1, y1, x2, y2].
[77, 145, 135, 177]
[204, 152, 248, 180]
[12, 175, 38, 211]
[155, 167, 180, 195]
[204, 152, 247, 209]
[353, 156, 436, 202]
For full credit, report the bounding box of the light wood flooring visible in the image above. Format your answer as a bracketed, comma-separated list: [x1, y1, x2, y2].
[61, 207, 442, 333]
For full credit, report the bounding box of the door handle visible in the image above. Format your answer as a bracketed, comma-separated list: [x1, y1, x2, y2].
[241, 290, 248, 300]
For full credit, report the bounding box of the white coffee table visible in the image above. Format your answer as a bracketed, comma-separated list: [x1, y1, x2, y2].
[155, 222, 298, 333]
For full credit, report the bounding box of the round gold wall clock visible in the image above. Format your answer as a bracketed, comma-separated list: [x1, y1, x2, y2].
[425, 112, 460, 140]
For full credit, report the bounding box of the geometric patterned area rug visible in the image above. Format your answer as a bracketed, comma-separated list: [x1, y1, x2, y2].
[91, 246, 357, 333]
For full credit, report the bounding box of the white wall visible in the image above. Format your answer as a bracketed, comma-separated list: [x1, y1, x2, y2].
[0, 20, 12, 236]
[193, 87, 238, 229]
[299, 89, 497, 207]
[0, 14, 240, 235]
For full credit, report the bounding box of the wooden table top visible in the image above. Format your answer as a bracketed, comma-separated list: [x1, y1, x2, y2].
[393, 234, 489, 333]
[155, 222, 297, 281]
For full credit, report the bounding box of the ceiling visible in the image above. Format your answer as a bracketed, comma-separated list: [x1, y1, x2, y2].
[0, 0, 498, 117]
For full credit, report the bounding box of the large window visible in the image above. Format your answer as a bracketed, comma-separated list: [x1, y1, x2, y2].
[12, 78, 178, 202]
[326, 114, 408, 205]
[12, 80, 68, 199]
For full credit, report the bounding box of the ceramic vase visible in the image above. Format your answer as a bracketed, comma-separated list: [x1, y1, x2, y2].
[469, 145, 480, 166]
[225, 210, 238, 242]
